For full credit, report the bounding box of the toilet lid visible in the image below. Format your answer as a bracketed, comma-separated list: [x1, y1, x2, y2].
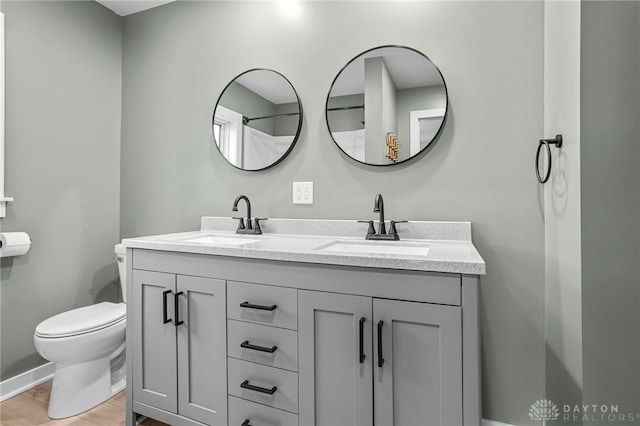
[35, 302, 126, 338]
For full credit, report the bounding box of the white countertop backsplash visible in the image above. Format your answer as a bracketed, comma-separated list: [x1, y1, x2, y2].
[201, 216, 473, 241]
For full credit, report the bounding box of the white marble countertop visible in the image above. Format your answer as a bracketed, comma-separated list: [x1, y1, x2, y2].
[121, 217, 486, 275]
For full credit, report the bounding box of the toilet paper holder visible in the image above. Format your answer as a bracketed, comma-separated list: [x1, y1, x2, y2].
[0, 232, 32, 257]
[0, 238, 33, 248]
[0, 236, 32, 248]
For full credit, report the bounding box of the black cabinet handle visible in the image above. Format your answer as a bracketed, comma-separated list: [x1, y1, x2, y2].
[359, 317, 366, 363]
[241, 340, 278, 353]
[174, 291, 184, 326]
[241, 420, 252, 426]
[162, 290, 172, 324]
[240, 380, 277, 395]
[240, 301, 277, 311]
[377, 320, 385, 368]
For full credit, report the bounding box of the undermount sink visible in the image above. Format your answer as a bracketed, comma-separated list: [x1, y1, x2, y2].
[315, 240, 429, 257]
[181, 234, 260, 246]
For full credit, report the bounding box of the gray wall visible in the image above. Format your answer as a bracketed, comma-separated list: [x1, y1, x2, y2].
[0, 1, 122, 379]
[544, 0, 584, 416]
[581, 0, 640, 414]
[219, 81, 276, 135]
[364, 56, 396, 164]
[327, 94, 365, 132]
[120, 2, 545, 423]
[274, 102, 300, 137]
[396, 85, 447, 160]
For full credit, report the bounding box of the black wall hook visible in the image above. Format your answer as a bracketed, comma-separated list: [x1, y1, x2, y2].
[536, 134, 563, 184]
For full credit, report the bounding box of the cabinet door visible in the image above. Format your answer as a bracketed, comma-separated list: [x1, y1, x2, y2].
[131, 270, 177, 413]
[176, 275, 227, 425]
[373, 299, 462, 426]
[299, 290, 373, 426]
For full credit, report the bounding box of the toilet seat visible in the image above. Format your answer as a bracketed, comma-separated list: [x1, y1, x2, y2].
[35, 302, 126, 338]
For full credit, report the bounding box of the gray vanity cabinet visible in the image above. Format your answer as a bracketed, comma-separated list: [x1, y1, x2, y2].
[298, 290, 374, 426]
[299, 290, 463, 426]
[131, 270, 177, 412]
[127, 248, 481, 426]
[373, 299, 462, 426]
[131, 269, 227, 426]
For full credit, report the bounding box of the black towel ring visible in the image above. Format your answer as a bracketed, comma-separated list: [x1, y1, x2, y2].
[536, 134, 563, 184]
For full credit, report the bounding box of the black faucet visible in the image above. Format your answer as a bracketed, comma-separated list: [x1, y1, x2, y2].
[359, 194, 407, 241]
[373, 194, 386, 235]
[232, 195, 266, 235]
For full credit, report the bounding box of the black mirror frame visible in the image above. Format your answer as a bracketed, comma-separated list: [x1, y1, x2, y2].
[325, 45, 449, 167]
[213, 68, 304, 171]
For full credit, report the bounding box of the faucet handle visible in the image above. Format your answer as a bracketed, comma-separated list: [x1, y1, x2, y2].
[357, 220, 376, 235]
[232, 217, 245, 230]
[389, 220, 408, 236]
[254, 218, 268, 234]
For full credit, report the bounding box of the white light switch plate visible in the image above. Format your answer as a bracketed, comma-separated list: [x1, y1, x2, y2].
[293, 182, 313, 204]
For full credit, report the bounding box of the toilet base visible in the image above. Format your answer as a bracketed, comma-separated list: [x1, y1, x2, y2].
[48, 350, 125, 419]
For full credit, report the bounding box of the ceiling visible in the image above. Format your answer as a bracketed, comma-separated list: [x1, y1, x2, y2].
[330, 47, 444, 98]
[95, 0, 176, 16]
[236, 71, 299, 105]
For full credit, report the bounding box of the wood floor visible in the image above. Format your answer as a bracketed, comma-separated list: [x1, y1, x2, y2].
[0, 380, 168, 426]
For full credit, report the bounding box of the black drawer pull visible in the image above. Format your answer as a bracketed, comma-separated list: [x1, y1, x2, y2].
[377, 320, 385, 368]
[241, 340, 278, 353]
[241, 420, 252, 426]
[174, 291, 184, 326]
[240, 380, 277, 395]
[359, 317, 366, 363]
[240, 301, 277, 311]
[162, 290, 172, 324]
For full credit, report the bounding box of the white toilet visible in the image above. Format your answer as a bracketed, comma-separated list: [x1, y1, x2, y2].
[33, 244, 127, 419]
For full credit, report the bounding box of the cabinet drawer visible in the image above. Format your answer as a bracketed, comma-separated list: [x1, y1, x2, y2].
[229, 395, 298, 426]
[228, 358, 298, 414]
[227, 281, 297, 330]
[228, 320, 298, 372]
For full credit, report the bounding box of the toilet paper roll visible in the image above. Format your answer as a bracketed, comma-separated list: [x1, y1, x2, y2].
[0, 232, 31, 257]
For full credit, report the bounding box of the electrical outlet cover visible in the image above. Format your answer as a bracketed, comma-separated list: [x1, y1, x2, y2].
[293, 182, 313, 204]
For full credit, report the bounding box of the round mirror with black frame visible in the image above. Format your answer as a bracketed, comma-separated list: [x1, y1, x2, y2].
[213, 68, 303, 171]
[325, 45, 448, 166]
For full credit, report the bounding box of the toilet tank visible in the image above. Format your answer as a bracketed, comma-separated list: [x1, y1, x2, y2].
[114, 244, 127, 303]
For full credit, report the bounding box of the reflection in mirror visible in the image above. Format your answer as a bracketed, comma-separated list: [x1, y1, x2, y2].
[213, 69, 303, 171]
[326, 46, 448, 166]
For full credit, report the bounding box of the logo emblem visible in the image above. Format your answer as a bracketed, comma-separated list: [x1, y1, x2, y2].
[529, 399, 560, 421]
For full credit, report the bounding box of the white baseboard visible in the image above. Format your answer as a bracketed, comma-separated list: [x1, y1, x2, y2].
[483, 419, 515, 426]
[0, 362, 54, 402]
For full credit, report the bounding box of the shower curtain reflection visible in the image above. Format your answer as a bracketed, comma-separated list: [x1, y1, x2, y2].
[331, 129, 365, 162]
[242, 126, 293, 170]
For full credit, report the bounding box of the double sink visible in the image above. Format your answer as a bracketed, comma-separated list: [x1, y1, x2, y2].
[180, 233, 430, 258]
[188, 192, 430, 258]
